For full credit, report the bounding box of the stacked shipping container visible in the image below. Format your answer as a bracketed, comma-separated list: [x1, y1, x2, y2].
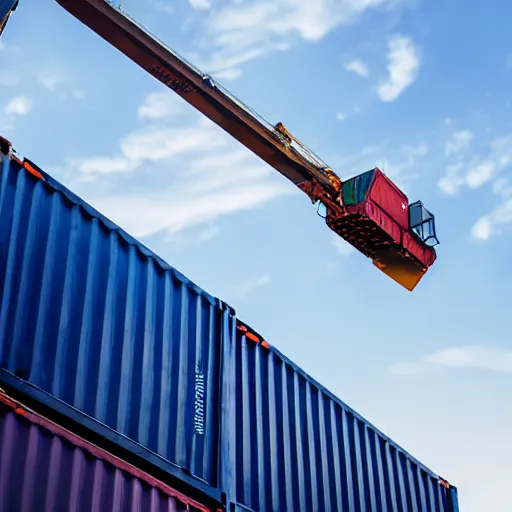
[0, 138, 459, 511]
[0, 390, 214, 511]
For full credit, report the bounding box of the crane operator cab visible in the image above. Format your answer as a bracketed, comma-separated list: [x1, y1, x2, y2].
[0, 0, 18, 37]
[326, 168, 439, 291]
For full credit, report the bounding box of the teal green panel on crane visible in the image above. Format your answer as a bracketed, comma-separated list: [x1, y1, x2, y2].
[341, 169, 375, 205]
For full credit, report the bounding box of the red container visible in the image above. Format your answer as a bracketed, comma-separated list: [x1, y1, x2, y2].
[0, 390, 214, 512]
[327, 168, 437, 290]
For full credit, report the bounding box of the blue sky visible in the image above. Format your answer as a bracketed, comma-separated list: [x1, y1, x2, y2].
[2, 0, 512, 509]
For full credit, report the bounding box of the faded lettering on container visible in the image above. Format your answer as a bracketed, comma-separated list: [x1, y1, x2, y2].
[194, 363, 205, 436]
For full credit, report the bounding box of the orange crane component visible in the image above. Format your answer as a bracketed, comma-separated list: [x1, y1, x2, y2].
[8, 0, 440, 290]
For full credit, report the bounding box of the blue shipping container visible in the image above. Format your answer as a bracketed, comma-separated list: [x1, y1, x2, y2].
[0, 138, 231, 495]
[0, 137, 458, 511]
[224, 321, 459, 512]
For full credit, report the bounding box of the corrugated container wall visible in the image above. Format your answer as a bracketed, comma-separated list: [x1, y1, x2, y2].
[0, 391, 213, 512]
[227, 323, 458, 512]
[0, 140, 459, 512]
[0, 146, 231, 490]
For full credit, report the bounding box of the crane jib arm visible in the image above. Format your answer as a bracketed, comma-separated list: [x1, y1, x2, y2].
[55, 0, 337, 197]
[52, 0, 439, 291]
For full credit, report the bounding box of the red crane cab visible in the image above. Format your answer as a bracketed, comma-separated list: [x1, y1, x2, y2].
[327, 168, 439, 291]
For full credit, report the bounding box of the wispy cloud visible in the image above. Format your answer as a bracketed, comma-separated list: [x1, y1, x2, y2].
[193, 0, 402, 78]
[471, 197, 512, 241]
[37, 68, 67, 92]
[4, 96, 32, 116]
[70, 155, 140, 175]
[150, 0, 174, 15]
[336, 112, 346, 121]
[445, 130, 473, 157]
[333, 140, 428, 191]
[377, 35, 420, 102]
[389, 345, 512, 376]
[233, 275, 271, 298]
[437, 130, 512, 240]
[188, 0, 211, 10]
[345, 58, 369, 78]
[438, 133, 512, 196]
[196, 224, 219, 242]
[138, 91, 187, 119]
[61, 92, 295, 238]
[214, 68, 242, 81]
[331, 237, 355, 256]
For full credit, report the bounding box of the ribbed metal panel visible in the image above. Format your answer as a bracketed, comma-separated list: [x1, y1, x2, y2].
[0, 141, 458, 512]
[0, 152, 230, 488]
[0, 391, 212, 512]
[230, 325, 456, 512]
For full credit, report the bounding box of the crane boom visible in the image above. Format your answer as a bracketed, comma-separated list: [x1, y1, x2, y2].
[1, 0, 440, 291]
[56, 0, 341, 207]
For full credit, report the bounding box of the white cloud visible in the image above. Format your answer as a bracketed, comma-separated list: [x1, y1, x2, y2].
[0, 42, 5, 52]
[150, 1, 174, 14]
[233, 275, 271, 297]
[138, 91, 187, 119]
[389, 345, 512, 376]
[472, 200, 512, 241]
[69, 123, 226, 177]
[345, 58, 369, 78]
[37, 69, 66, 91]
[336, 112, 346, 121]
[334, 140, 428, 191]
[493, 176, 512, 198]
[214, 68, 242, 81]
[188, 0, 211, 9]
[64, 95, 296, 237]
[197, 224, 219, 242]
[377, 35, 420, 102]
[426, 346, 512, 372]
[438, 133, 512, 196]
[196, 0, 400, 77]
[331, 237, 355, 256]
[466, 161, 494, 188]
[375, 142, 428, 189]
[4, 96, 32, 116]
[438, 163, 464, 195]
[89, 178, 291, 238]
[71, 155, 139, 175]
[462, 137, 512, 241]
[121, 124, 227, 163]
[471, 217, 492, 240]
[445, 130, 473, 157]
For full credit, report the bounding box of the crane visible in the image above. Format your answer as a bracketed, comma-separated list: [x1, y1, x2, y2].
[0, 0, 440, 291]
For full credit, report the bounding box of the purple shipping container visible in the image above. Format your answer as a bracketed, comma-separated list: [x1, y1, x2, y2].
[0, 137, 232, 498]
[0, 390, 214, 512]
